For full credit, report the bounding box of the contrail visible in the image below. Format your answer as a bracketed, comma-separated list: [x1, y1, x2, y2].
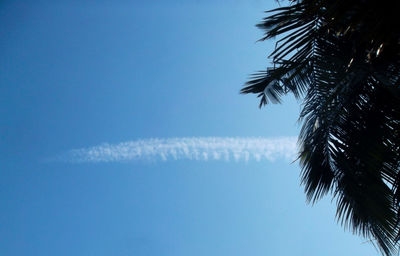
[55, 137, 298, 163]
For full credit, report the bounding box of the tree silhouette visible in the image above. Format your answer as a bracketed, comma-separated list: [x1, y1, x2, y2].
[242, 1, 400, 255]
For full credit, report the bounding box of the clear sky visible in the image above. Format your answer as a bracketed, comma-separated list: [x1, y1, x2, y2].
[1, 1, 378, 255]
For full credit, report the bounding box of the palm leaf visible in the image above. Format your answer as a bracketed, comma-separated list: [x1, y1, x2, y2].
[242, 1, 400, 255]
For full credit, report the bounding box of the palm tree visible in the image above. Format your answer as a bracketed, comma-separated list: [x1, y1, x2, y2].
[242, 1, 400, 255]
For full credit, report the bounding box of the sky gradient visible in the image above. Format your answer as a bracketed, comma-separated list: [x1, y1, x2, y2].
[1, 1, 379, 255]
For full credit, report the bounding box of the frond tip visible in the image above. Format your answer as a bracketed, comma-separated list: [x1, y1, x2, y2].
[241, 70, 284, 107]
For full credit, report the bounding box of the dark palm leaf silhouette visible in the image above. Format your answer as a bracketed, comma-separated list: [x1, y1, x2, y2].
[242, 1, 400, 255]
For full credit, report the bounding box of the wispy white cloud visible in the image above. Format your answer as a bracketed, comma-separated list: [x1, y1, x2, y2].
[55, 137, 298, 163]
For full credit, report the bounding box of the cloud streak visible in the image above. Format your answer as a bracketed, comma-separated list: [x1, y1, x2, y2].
[55, 137, 298, 163]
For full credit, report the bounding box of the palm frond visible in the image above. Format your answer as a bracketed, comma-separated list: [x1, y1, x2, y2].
[243, 0, 400, 255]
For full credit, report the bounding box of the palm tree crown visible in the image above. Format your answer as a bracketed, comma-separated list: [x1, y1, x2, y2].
[242, 1, 400, 255]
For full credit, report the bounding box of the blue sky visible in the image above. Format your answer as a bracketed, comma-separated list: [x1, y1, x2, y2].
[1, 1, 378, 255]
